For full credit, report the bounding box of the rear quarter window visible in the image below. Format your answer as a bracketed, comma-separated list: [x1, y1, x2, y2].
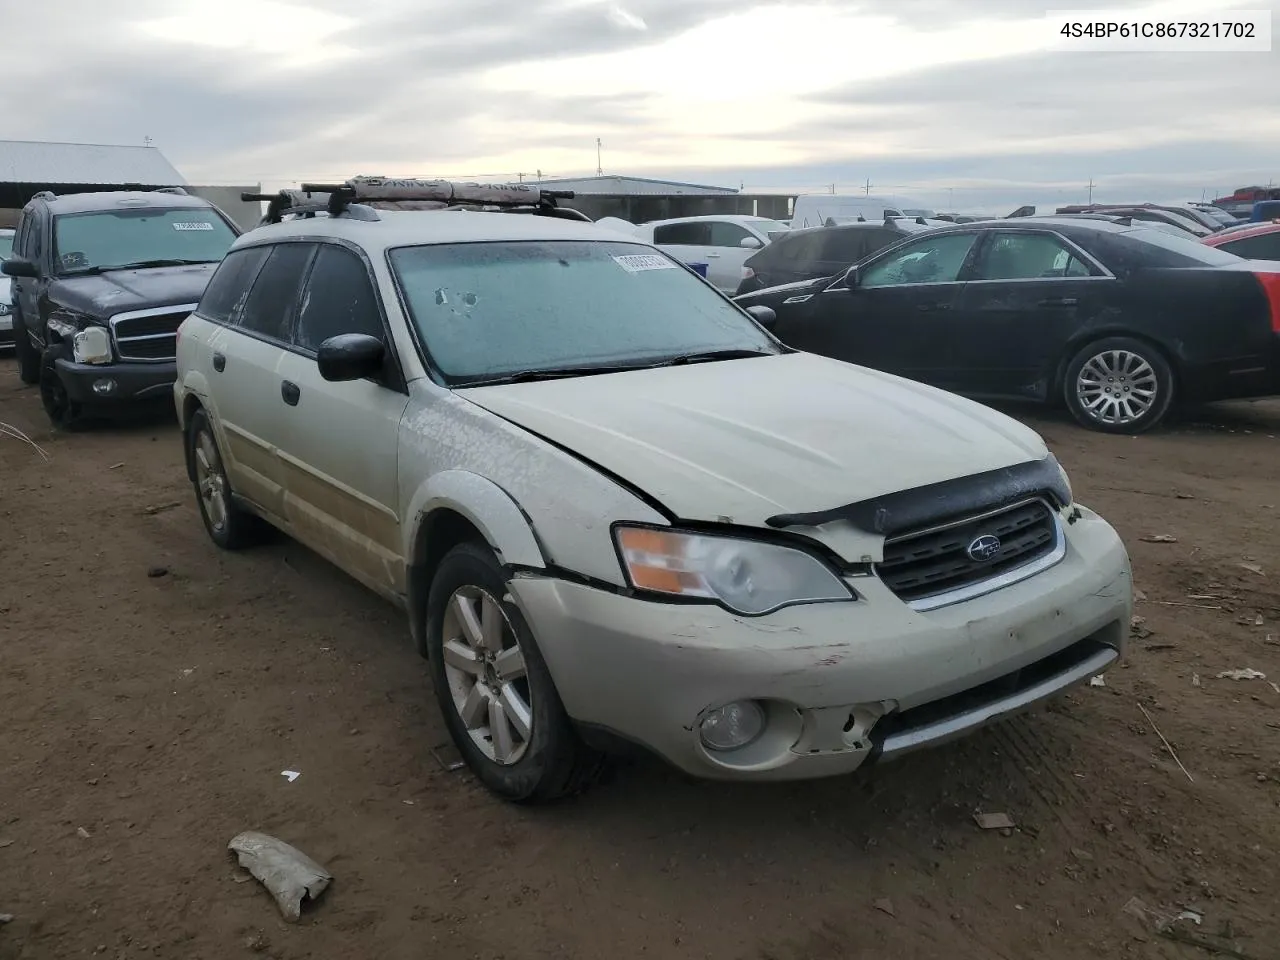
[1217, 231, 1280, 261]
[1091, 228, 1240, 274]
[196, 246, 271, 324]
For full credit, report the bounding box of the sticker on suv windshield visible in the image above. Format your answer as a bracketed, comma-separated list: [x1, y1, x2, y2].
[172, 221, 215, 231]
[613, 254, 677, 272]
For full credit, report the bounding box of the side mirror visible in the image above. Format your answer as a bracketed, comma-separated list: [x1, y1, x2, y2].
[2, 258, 37, 278]
[739, 236, 763, 249]
[842, 266, 861, 291]
[745, 304, 777, 330]
[317, 333, 385, 382]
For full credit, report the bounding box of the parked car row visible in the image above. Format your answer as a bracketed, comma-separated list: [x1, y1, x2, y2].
[4, 177, 1136, 807]
[734, 215, 1280, 433]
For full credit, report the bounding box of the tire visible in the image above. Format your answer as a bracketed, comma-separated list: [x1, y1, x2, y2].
[425, 541, 606, 803]
[1063, 336, 1175, 434]
[38, 345, 84, 430]
[187, 407, 262, 550]
[13, 310, 41, 385]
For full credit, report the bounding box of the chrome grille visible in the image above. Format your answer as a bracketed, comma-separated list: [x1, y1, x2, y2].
[877, 499, 1061, 608]
[109, 304, 197, 362]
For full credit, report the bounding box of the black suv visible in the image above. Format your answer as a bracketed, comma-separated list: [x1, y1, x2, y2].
[2, 189, 240, 427]
[734, 219, 936, 295]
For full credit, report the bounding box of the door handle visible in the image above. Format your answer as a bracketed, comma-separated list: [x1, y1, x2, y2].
[281, 380, 300, 406]
[212, 352, 226, 372]
[1038, 297, 1078, 307]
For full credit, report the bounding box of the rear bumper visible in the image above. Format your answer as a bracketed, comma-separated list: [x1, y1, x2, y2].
[54, 358, 177, 404]
[1179, 334, 1280, 401]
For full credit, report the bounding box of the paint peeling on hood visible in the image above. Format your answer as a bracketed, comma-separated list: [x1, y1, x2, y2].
[456, 352, 1048, 531]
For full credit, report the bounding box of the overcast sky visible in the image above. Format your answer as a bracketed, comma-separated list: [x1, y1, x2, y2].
[2, 0, 1276, 212]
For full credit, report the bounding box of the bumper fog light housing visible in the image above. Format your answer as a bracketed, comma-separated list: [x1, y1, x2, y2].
[698, 700, 766, 752]
[92, 378, 117, 396]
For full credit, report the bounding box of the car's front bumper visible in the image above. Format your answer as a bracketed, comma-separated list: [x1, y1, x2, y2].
[54, 358, 177, 405]
[510, 503, 1131, 781]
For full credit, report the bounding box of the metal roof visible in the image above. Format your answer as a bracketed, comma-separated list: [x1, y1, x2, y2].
[0, 140, 186, 186]
[532, 175, 738, 196]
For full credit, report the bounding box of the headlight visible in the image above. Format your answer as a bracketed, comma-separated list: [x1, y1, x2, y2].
[614, 525, 853, 616]
[73, 326, 113, 365]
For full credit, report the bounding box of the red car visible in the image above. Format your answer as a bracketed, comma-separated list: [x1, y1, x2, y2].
[1203, 220, 1280, 260]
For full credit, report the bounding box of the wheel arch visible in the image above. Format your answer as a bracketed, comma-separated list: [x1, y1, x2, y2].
[404, 471, 547, 656]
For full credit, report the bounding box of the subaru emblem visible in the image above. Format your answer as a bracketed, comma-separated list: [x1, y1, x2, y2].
[966, 534, 1002, 562]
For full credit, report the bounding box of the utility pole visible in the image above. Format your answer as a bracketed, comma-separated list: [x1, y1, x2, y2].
[143, 136, 153, 147]
[517, 172, 524, 183]
[596, 138, 602, 176]
[1087, 177, 1095, 203]
[864, 177, 872, 196]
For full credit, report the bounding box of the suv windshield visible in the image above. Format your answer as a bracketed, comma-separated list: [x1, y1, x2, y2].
[0, 231, 12, 259]
[389, 240, 779, 385]
[53, 207, 237, 274]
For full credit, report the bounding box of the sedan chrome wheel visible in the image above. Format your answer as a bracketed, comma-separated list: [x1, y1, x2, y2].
[1075, 349, 1159, 427]
[193, 427, 229, 534]
[441, 586, 533, 765]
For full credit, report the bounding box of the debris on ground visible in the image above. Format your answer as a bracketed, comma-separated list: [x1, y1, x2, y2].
[228, 831, 332, 923]
[1216, 668, 1267, 681]
[1239, 562, 1265, 576]
[973, 812, 1016, 830]
[873, 898, 896, 917]
[76, 827, 91, 839]
[1137, 703, 1194, 782]
[1090, 675, 1106, 687]
[1141, 535, 1179, 543]
[146, 566, 169, 579]
[0, 914, 13, 925]
[144, 501, 182, 516]
[280, 770, 301, 783]
[1193, 673, 1202, 687]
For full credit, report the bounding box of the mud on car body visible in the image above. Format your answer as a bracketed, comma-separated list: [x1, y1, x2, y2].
[1, 188, 240, 428]
[173, 177, 1133, 804]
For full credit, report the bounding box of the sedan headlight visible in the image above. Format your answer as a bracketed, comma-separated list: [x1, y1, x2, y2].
[72, 325, 113, 365]
[614, 525, 853, 616]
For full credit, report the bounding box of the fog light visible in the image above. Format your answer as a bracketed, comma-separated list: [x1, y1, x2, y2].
[698, 700, 766, 752]
[92, 378, 117, 395]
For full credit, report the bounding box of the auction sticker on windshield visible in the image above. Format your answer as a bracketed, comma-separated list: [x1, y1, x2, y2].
[172, 221, 215, 231]
[614, 254, 678, 272]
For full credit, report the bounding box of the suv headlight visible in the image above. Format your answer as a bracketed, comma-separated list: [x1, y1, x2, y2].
[614, 525, 853, 616]
[72, 326, 113, 365]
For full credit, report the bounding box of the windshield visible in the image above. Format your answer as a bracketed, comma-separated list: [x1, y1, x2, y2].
[1124, 226, 1241, 265]
[389, 240, 779, 385]
[0, 232, 12, 259]
[750, 219, 791, 240]
[53, 207, 237, 274]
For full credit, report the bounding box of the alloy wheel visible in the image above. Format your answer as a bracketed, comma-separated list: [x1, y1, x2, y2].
[193, 427, 229, 533]
[440, 586, 533, 765]
[1075, 349, 1159, 427]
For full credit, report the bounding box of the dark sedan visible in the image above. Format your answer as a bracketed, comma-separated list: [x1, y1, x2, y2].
[735, 217, 1280, 433]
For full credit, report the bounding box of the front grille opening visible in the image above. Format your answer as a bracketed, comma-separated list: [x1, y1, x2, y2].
[872, 636, 1113, 743]
[112, 311, 189, 362]
[877, 499, 1057, 604]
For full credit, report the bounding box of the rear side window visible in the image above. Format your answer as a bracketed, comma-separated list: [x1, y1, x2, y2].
[197, 246, 270, 324]
[237, 243, 315, 341]
[708, 221, 754, 247]
[653, 222, 710, 245]
[1217, 231, 1280, 261]
[823, 229, 876, 263]
[294, 245, 384, 351]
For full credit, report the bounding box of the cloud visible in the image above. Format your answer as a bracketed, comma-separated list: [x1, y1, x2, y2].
[0, 0, 1272, 208]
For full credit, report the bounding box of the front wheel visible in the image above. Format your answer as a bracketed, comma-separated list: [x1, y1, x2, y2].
[425, 541, 606, 803]
[187, 407, 262, 550]
[1063, 336, 1174, 434]
[39, 346, 83, 429]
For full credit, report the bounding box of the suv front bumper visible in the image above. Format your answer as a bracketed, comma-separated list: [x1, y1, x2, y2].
[510, 503, 1131, 781]
[54, 358, 177, 405]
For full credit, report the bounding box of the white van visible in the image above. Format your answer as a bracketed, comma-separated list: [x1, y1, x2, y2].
[791, 195, 924, 229]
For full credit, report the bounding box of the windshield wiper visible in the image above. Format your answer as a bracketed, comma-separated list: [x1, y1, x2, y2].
[63, 258, 217, 275]
[464, 363, 652, 386]
[648, 348, 776, 367]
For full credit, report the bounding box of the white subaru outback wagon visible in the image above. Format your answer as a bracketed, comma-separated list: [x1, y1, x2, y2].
[174, 178, 1132, 803]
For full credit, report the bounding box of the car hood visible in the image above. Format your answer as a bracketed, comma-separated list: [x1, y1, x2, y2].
[457, 352, 1049, 558]
[48, 263, 219, 320]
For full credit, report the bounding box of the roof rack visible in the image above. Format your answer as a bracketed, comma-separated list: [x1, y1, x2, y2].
[245, 177, 588, 226]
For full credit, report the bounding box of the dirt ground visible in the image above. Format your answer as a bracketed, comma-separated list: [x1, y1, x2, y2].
[2, 356, 1278, 960]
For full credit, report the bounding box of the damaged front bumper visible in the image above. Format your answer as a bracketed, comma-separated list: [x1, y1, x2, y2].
[508, 504, 1131, 781]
